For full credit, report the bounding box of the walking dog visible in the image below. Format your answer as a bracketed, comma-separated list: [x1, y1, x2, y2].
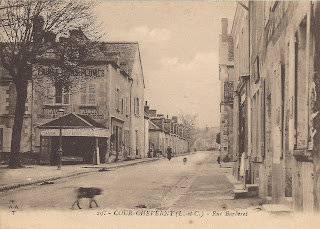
[183, 157, 187, 165]
[71, 187, 102, 209]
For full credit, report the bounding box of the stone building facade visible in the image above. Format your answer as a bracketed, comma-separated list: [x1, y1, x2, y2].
[230, 2, 251, 183]
[147, 108, 189, 157]
[229, 1, 320, 212]
[219, 18, 235, 161]
[0, 29, 146, 165]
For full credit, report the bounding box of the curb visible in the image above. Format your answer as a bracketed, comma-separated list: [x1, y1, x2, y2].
[0, 158, 159, 192]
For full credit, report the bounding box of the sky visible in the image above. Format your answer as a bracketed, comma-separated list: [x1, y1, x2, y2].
[95, 1, 236, 128]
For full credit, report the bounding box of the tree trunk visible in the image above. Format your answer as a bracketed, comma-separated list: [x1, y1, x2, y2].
[8, 79, 28, 168]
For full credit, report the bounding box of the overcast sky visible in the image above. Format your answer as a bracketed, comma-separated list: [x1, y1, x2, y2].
[96, 1, 236, 128]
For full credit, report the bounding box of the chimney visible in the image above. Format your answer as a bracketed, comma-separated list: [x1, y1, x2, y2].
[172, 116, 178, 123]
[221, 18, 228, 42]
[149, 109, 157, 117]
[32, 15, 44, 42]
[144, 101, 150, 115]
[70, 28, 89, 43]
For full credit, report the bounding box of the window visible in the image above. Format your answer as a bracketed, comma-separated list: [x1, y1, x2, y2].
[47, 82, 69, 105]
[125, 96, 129, 116]
[125, 130, 130, 149]
[46, 82, 54, 104]
[55, 82, 63, 104]
[80, 82, 86, 104]
[88, 84, 96, 104]
[81, 82, 96, 105]
[224, 82, 234, 102]
[134, 97, 140, 116]
[121, 97, 124, 114]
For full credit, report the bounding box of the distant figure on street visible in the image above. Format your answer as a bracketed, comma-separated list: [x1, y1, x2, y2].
[166, 146, 172, 161]
[217, 156, 221, 168]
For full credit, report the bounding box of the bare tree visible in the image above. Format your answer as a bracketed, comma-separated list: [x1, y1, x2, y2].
[178, 113, 199, 150]
[0, 0, 101, 168]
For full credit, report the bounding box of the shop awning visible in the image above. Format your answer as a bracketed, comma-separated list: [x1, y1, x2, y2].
[38, 113, 110, 137]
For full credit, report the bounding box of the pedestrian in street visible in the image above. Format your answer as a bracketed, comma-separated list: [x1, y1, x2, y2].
[217, 156, 221, 168]
[166, 146, 172, 161]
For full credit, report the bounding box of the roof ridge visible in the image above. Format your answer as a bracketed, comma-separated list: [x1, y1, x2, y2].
[73, 113, 94, 127]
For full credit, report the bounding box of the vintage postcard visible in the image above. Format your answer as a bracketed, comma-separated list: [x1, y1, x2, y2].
[0, 1, 320, 228]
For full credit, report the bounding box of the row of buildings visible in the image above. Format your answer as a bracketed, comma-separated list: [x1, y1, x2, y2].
[146, 105, 189, 157]
[0, 20, 189, 165]
[219, 1, 320, 212]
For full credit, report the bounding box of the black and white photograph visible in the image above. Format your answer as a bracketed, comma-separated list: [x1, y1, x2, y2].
[0, 1, 319, 228]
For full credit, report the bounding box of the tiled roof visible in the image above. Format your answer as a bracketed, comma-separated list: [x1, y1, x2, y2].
[149, 120, 161, 131]
[98, 42, 139, 76]
[84, 45, 108, 62]
[38, 113, 106, 129]
[163, 125, 170, 133]
[77, 114, 106, 128]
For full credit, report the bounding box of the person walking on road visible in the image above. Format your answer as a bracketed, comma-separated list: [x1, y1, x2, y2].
[217, 155, 221, 168]
[166, 146, 172, 161]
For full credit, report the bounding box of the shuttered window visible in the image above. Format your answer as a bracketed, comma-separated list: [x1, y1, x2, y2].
[125, 96, 129, 116]
[53, 82, 70, 105]
[46, 82, 54, 104]
[88, 84, 96, 104]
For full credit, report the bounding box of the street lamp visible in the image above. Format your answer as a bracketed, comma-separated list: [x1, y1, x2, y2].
[57, 108, 64, 170]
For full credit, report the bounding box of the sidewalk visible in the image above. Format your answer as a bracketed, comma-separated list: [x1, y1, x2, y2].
[0, 157, 159, 192]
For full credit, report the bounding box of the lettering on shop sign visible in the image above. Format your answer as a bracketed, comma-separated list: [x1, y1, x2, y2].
[37, 107, 68, 119]
[79, 107, 104, 120]
[37, 66, 105, 78]
[40, 128, 109, 137]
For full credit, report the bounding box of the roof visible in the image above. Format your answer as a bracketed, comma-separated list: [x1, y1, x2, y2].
[38, 113, 106, 129]
[163, 125, 170, 133]
[144, 111, 149, 119]
[98, 42, 138, 76]
[149, 120, 161, 131]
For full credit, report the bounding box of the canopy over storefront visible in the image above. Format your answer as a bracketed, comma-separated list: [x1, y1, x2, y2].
[38, 113, 110, 137]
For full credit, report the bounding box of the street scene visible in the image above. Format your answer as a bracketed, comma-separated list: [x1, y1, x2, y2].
[0, 152, 261, 211]
[1, 1, 320, 229]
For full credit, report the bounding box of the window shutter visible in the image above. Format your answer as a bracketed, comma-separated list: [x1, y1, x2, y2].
[80, 82, 87, 104]
[88, 84, 96, 105]
[137, 98, 140, 116]
[126, 96, 129, 115]
[46, 83, 54, 104]
[55, 83, 62, 104]
[62, 89, 70, 105]
[118, 89, 121, 111]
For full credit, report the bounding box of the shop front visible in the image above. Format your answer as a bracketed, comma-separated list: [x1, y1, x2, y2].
[38, 113, 109, 165]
